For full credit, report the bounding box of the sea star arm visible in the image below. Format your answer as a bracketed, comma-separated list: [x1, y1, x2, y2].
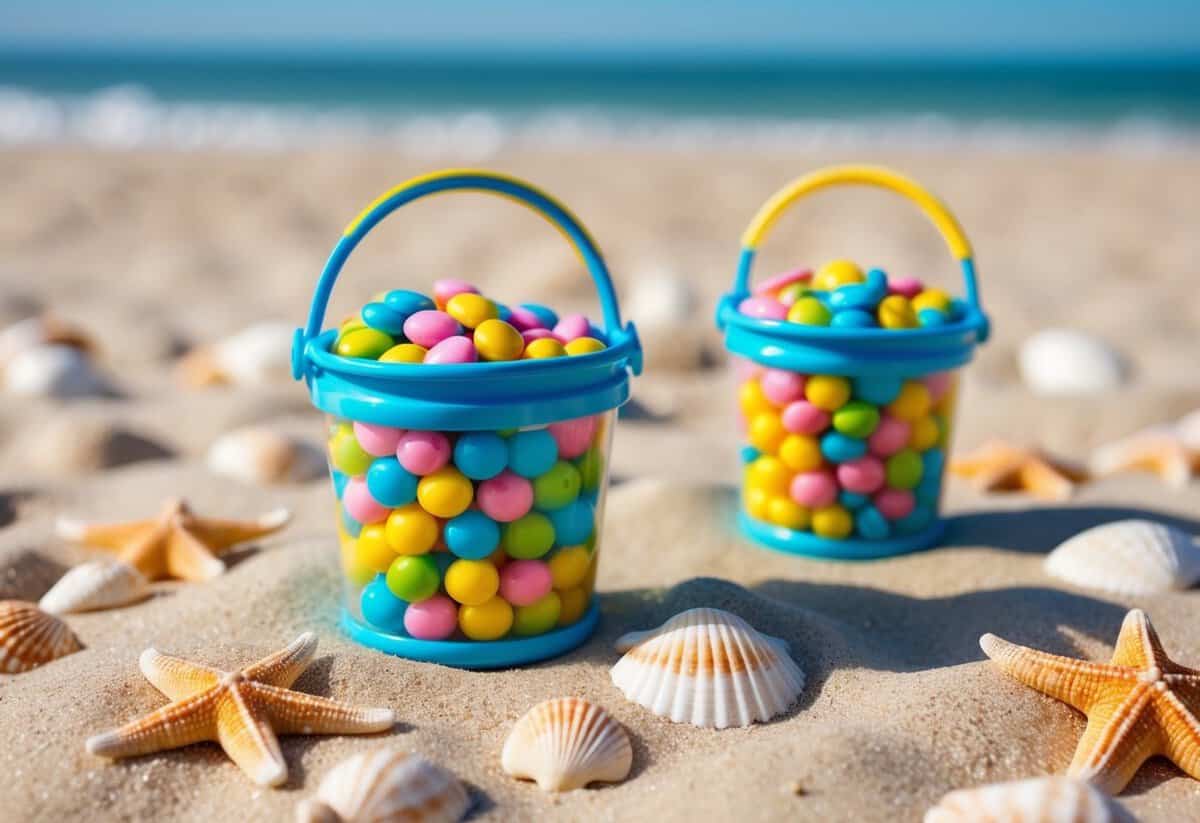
[241, 632, 318, 689]
[1110, 609, 1173, 671]
[1067, 682, 1162, 795]
[1158, 690, 1200, 781]
[55, 517, 157, 550]
[139, 648, 223, 700]
[246, 682, 395, 736]
[183, 509, 291, 550]
[217, 689, 288, 787]
[85, 689, 219, 758]
[1018, 457, 1081, 501]
[980, 633, 1126, 712]
[165, 527, 227, 582]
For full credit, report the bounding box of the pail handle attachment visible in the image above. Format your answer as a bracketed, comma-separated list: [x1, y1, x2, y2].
[733, 165, 984, 333]
[296, 169, 630, 378]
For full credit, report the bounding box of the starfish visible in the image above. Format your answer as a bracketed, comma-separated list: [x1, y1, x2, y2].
[55, 497, 290, 582]
[86, 633, 395, 786]
[949, 440, 1088, 501]
[981, 609, 1200, 794]
[1092, 419, 1200, 490]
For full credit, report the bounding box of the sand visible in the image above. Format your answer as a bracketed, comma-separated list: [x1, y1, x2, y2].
[1, 144, 1199, 822]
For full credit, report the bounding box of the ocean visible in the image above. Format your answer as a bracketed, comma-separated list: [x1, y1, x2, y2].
[1, 50, 1198, 153]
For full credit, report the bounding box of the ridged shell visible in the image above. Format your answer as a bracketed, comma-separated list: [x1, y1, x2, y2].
[179, 322, 293, 387]
[296, 750, 469, 823]
[925, 776, 1135, 823]
[0, 600, 82, 673]
[206, 427, 325, 484]
[501, 697, 632, 792]
[38, 560, 150, 615]
[610, 607, 805, 729]
[1045, 519, 1200, 596]
[1018, 329, 1126, 396]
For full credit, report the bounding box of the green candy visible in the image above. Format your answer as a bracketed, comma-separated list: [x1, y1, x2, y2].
[503, 513, 555, 559]
[533, 461, 582, 511]
[575, 446, 604, 492]
[330, 427, 373, 476]
[787, 296, 831, 326]
[885, 449, 924, 490]
[512, 592, 562, 636]
[832, 401, 881, 439]
[336, 327, 395, 359]
[385, 555, 440, 603]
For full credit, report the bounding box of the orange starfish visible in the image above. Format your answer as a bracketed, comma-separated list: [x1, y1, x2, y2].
[950, 440, 1088, 501]
[86, 633, 395, 787]
[1091, 424, 1200, 489]
[55, 497, 290, 582]
[981, 609, 1200, 794]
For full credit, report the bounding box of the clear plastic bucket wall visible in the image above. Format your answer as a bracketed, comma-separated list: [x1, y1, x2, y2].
[716, 165, 989, 560]
[293, 170, 641, 667]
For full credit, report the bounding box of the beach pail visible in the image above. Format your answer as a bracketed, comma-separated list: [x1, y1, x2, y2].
[715, 165, 990, 560]
[292, 170, 642, 668]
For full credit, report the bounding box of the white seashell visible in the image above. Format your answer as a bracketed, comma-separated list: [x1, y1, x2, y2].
[610, 607, 805, 729]
[38, 560, 150, 615]
[501, 697, 632, 792]
[925, 776, 1135, 823]
[1175, 408, 1200, 452]
[3, 345, 110, 398]
[296, 749, 469, 823]
[1018, 329, 1126, 396]
[206, 427, 325, 485]
[180, 322, 293, 387]
[0, 315, 93, 367]
[627, 268, 695, 330]
[1045, 519, 1200, 596]
[0, 600, 82, 673]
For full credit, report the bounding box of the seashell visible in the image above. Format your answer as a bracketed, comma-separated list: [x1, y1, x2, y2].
[924, 776, 1135, 823]
[0, 600, 82, 673]
[3, 345, 111, 398]
[179, 321, 293, 387]
[206, 426, 325, 484]
[1176, 408, 1200, 451]
[38, 560, 150, 615]
[1045, 519, 1200, 596]
[1017, 329, 1126, 396]
[14, 414, 172, 476]
[296, 749, 470, 823]
[501, 697, 632, 792]
[0, 314, 93, 368]
[627, 268, 695, 330]
[610, 607, 805, 729]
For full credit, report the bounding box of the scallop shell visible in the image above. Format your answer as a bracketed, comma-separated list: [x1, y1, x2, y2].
[610, 607, 805, 729]
[206, 427, 325, 484]
[38, 560, 150, 615]
[0, 600, 82, 673]
[501, 697, 632, 792]
[3, 345, 111, 398]
[296, 749, 469, 823]
[1045, 519, 1200, 596]
[1018, 329, 1126, 396]
[925, 776, 1135, 823]
[179, 322, 293, 387]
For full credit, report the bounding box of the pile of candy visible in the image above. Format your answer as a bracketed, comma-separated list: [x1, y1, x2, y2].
[737, 260, 967, 330]
[332, 278, 607, 364]
[738, 359, 955, 541]
[330, 411, 607, 642]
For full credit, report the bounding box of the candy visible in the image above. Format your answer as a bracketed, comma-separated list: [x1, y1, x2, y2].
[743, 486, 770, 520]
[503, 513, 555, 559]
[384, 504, 439, 556]
[739, 380, 776, 418]
[361, 302, 408, 335]
[378, 343, 427, 363]
[508, 429, 558, 478]
[557, 587, 589, 626]
[424, 335, 478, 364]
[887, 276, 924, 298]
[458, 596, 514, 640]
[548, 416, 597, 459]
[360, 575, 407, 632]
[820, 431, 868, 463]
[343, 477, 390, 524]
[575, 446, 604, 491]
[789, 470, 838, 508]
[760, 369, 806, 406]
[836, 455, 886, 494]
[432, 278, 479, 309]
[877, 295, 917, 329]
[754, 268, 811, 295]
[547, 499, 594, 546]
[477, 471, 534, 522]
[811, 504, 853, 538]
[912, 288, 952, 314]
[353, 422, 404, 457]
[829, 269, 887, 310]
[830, 309, 875, 328]
[453, 432, 508, 480]
[444, 558, 500, 606]
[805, 375, 851, 411]
[518, 303, 559, 329]
[832, 400, 881, 438]
[330, 426, 373, 475]
[565, 336, 606, 356]
[885, 449, 924, 489]
[874, 489, 916, 520]
[839, 490, 869, 509]
[513, 592, 562, 636]
[812, 259, 864, 291]
[444, 510, 501, 560]
[781, 400, 831, 435]
[852, 375, 903, 406]
[778, 434, 823, 472]
[355, 525, 395, 573]
[386, 554, 441, 602]
[748, 455, 791, 496]
[402, 310, 461, 348]
[395, 430, 451, 476]
[855, 505, 891, 540]
[507, 305, 546, 332]
[523, 338, 567, 359]
[917, 309, 948, 327]
[366, 457, 418, 507]
[336, 327, 395, 359]
[331, 471, 350, 498]
[533, 461, 582, 511]
[923, 371, 954, 402]
[445, 292, 498, 329]
[767, 497, 810, 529]
[908, 416, 941, 451]
[777, 282, 808, 305]
[548, 546, 591, 590]
[868, 416, 911, 457]
[748, 411, 787, 453]
[417, 466, 474, 518]
[786, 296, 831, 326]
[737, 296, 788, 321]
[499, 559, 553, 606]
[894, 504, 934, 535]
[887, 381, 932, 421]
[553, 314, 591, 342]
[383, 289, 435, 317]
[403, 595, 458, 640]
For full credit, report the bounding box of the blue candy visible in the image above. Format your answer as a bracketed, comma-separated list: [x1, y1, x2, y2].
[829, 268, 887, 310]
[831, 309, 876, 328]
[454, 432, 508, 480]
[383, 289, 435, 318]
[894, 505, 935, 535]
[444, 510, 501, 559]
[839, 490, 869, 509]
[360, 574, 407, 632]
[330, 470, 349, 499]
[340, 507, 363, 538]
[361, 302, 409, 336]
[519, 303, 559, 329]
[548, 498, 595, 546]
[917, 308, 948, 327]
[916, 448, 946, 504]
[855, 505, 891, 540]
[821, 431, 868, 463]
[852, 375, 903, 406]
[366, 457, 418, 507]
[741, 445, 761, 463]
[508, 428, 559, 478]
[496, 303, 512, 322]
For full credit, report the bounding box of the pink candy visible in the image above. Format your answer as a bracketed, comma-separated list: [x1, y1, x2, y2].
[548, 415, 597, 459]
[553, 313, 591, 342]
[432, 278, 478, 309]
[395, 430, 451, 476]
[521, 328, 558, 345]
[424, 335, 478, 364]
[507, 306, 546, 332]
[836, 456, 886, 494]
[403, 310, 462, 348]
[733, 359, 764, 382]
[924, 371, 953, 402]
[761, 369, 806, 406]
[343, 477, 390, 524]
[737, 296, 788, 321]
[352, 422, 404, 457]
[887, 276, 924, 298]
[499, 559, 552, 606]
[868, 416, 911, 457]
[477, 470, 534, 522]
[753, 268, 812, 296]
[874, 489, 916, 520]
[404, 594, 458, 639]
[781, 400, 831, 435]
[790, 470, 838, 508]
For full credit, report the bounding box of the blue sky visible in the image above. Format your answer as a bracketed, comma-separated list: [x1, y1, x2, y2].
[2, 1, 1198, 57]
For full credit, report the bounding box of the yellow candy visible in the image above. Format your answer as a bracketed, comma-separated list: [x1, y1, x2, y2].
[805, 374, 851, 411]
[416, 466, 474, 518]
[355, 523, 396, 572]
[384, 504, 438, 555]
[909, 415, 941, 451]
[878, 295, 918, 329]
[564, 337, 606, 356]
[473, 318, 525, 362]
[338, 522, 375, 584]
[748, 411, 786, 453]
[812, 504, 853, 539]
[812, 259, 865, 291]
[743, 485, 771, 520]
[778, 434, 823, 472]
[445, 292, 498, 329]
[458, 595, 514, 640]
[887, 381, 932, 421]
[747, 455, 791, 496]
[912, 288, 952, 314]
[548, 545, 591, 590]
[556, 586, 589, 626]
[767, 497, 810, 530]
[378, 342, 427, 363]
[739, 379, 776, 417]
[444, 558, 500, 606]
[523, 338, 567, 359]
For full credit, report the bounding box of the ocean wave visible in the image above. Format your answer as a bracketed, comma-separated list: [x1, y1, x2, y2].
[0, 84, 1196, 155]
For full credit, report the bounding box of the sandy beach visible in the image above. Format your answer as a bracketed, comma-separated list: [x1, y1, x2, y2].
[2, 143, 1199, 822]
